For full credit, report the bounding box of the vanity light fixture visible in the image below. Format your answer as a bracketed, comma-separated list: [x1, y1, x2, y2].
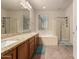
[43, 6, 46, 9]
[26, 1, 32, 9]
[20, 0, 32, 9]
[20, 2, 27, 9]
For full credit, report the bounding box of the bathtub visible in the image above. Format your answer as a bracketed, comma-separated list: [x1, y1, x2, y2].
[39, 32, 58, 46]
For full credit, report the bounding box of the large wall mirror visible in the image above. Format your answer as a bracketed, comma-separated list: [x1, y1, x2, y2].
[1, 0, 30, 38]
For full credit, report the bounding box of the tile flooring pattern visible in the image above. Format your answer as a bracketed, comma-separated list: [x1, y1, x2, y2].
[33, 45, 73, 59]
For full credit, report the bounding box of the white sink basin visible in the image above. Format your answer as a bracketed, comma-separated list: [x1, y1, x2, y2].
[1, 40, 17, 49]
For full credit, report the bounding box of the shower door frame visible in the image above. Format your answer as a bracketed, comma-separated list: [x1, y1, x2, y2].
[59, 17, 70, 42]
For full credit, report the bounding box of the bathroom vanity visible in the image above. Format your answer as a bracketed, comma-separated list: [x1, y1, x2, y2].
[1, 32, 39, 59]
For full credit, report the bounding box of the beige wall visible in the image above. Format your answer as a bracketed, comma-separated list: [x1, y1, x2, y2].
[65, 1, 77, 59]
[65, 2, 73, 44]
[35, 10, 65, 35]
[73, 0, 77, 59]
[1, 8, 8, 17]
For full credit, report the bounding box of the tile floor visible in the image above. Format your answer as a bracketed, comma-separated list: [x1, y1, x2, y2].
[33, 45, 73, 59]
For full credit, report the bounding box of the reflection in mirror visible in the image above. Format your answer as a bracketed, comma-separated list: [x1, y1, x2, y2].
[1, 17, 10, 34]
[1, 0, 30, 38]
[23, 10, 30, 33]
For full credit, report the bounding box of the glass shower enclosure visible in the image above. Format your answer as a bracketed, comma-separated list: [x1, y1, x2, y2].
[56, 17, 71, 45]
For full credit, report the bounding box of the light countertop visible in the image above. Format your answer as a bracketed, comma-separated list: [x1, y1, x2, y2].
[1, 32, 38, 54]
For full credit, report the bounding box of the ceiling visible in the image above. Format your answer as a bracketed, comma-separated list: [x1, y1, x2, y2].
[1, 0, 73, 11]
[28, 0, 73, 11]
[1, 0, 25, 10]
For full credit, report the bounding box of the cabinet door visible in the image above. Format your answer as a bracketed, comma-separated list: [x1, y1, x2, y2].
[29, 37, 35, 59]
[35, 35, 39, 49]
[2, 49, 16, 59]
[35, 36, 37, 50]
[18, 41, 28, 59]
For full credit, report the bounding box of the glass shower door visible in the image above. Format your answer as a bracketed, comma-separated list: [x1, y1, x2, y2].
[60, 17, 71, 45]
[61, 19, 70, 41]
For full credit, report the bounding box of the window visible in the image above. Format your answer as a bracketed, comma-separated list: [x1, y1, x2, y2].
[38, 15, 48, 31]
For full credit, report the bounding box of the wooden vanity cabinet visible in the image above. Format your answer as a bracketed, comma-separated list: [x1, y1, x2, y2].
[2, 34, 39, 59]
[2, 49, 16, 59]
[17, 41, 29, 59]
